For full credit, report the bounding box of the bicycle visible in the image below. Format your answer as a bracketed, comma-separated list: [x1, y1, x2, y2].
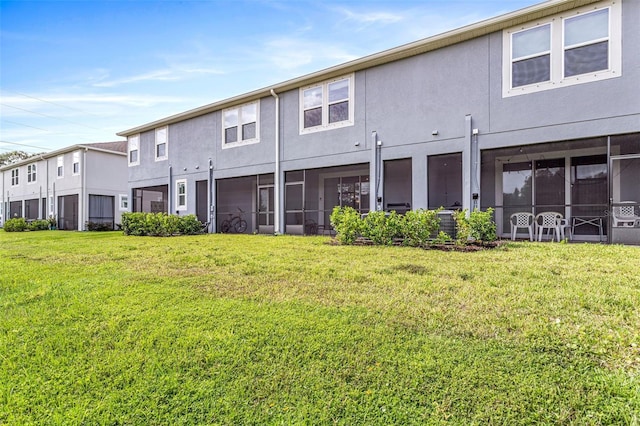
[220, 208, 248, 233]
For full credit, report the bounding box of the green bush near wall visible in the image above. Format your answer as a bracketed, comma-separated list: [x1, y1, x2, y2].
[3, 218, 28, 232]
[121, 212, 204, 237]
[3, 218, 51, 232]
[330, 206, 497, 246]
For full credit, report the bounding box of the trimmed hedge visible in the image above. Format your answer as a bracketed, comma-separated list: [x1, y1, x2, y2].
[330, 206, 497, 246]
[121, 212, 204, 236]
[3, 218, 51, 232]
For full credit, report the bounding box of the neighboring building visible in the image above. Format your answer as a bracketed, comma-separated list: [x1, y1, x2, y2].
[117, 0, 640, 244]
[0, 142, 128, 230]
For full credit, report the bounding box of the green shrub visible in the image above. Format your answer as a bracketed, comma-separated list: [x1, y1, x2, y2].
[121, 212, 147, 236]
[402, 208, 441, 246]
[86, 221, 113, 231]
[28, 220, 51, 231]
[121, 212, 205, 237]
[178, 214, 204, 235]
[454, 208, 497, 244]
[361, 210, 403, 245]
[4, 218, 28, 232]
[469, 207, 497, 242]
[330, 206, 362, 245]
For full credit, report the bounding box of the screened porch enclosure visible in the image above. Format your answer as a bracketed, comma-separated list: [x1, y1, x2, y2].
[482, 133, 640, 243]
[58, 194, 78, 230]
[88, 195, 115, 230]
[285, 164, 370, 235]
[133, 185, 168, 213]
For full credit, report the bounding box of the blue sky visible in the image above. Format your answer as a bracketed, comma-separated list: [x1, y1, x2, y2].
[1, 0, 538, 154]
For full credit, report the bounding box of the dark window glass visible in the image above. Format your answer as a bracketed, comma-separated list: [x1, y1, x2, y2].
[512, 55, 550, 87]
[156, 143, 166, 158]
[225, 127, 238, 143]
[242, 122, 256, 140]
[304, 107, 322, 128]
[564, 41, 608, 77]
[329, 101, 348, 123]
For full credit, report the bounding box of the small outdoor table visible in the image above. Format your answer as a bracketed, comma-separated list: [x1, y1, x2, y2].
[571, 216, 604, 242]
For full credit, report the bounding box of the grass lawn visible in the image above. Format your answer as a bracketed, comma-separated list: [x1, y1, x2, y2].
[1, 231, 639, 424]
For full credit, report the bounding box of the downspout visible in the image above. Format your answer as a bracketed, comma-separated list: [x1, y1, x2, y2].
[168, 165, 172, 214]
[38, 154, 48, 219]
[371, 131, 382, 211]
[208, 157, 214, 233]
[270, 89, 281, 234]
[82, 148, 88, 230]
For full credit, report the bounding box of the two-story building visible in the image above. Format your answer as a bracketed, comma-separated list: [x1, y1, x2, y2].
[118, 0, 640, 244]
[0, 142, 128, 230]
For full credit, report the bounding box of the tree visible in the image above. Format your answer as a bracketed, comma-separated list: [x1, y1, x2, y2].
[0, 150, 39, 166]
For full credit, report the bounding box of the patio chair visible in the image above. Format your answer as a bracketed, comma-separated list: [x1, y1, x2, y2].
[612, 202, 639, 227]
[535, 211, 563, 242]
[510, 212, 534, 241]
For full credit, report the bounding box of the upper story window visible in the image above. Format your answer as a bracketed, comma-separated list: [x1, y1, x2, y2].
[57, 156, 64, 178]
[72, 151, 80, 175]
[503, 1, 620, 97]
[11, 168, 19, 186]
[300, 74, 354, 134]
[155, 126, 168, 161]
[222, 101, 259, 148]
[176, 179, 187, 210]
[128, 134, 140, 166]
[27, 164, 36, 183]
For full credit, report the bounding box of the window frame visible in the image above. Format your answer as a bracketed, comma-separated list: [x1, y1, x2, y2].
[27, 164, 37, 184]
[119, 194, 129, 211]
[128, 134, 140, 166]
[57, 156, 64, 178]
[222, 101, 260, 149]
[11, 168, 19, 186]
[175, 179, 187, 211]
[72, 151, 80, 176]
[299, 74, 354, 135]
[502, 0, 621, 97]
[155, 126, 168, 161]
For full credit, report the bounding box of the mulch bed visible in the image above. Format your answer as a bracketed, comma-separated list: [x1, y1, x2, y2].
[330, 237, 507, 251]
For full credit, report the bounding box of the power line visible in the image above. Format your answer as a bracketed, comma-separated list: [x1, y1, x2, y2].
[2, 90, 100, 117]
[0, 140, 52, 151]
[1, 103, 102, 131]
[0, 119, 51, 132]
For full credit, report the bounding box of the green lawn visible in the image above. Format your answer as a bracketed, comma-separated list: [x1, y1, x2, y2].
[1, 231, 639, 424]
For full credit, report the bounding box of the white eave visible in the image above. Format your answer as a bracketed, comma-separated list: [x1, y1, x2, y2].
[116, 0, 600, 137]
[0, 143, 126, 171]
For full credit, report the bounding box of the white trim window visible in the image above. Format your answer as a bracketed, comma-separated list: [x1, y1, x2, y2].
[49, 195, 54, 216]
[176, 179, 187, 211]
[128, 134, 140, 166]
[72, 151, 80, 175]
[11, 168, 19, 186]
[503, 0, 621, 97]
[119, 194, 129, 211]
[300, 74, 354, 134]
[27, 164, 36, 183]
[222, 101, 259, 147]
[57, 156, 64, 178]
[155, 126, 168, 161]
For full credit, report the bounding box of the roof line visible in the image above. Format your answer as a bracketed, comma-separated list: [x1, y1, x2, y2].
[117, 0, 599, 137]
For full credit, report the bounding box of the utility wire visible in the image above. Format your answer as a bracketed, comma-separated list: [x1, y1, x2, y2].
[0, 118, 51, 132]
[1, 103, 102, 131]
[2, 90, 100, 117]
[0, 140, 52, 151]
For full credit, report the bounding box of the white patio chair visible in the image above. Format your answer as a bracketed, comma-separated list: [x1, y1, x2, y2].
[612, 202, 639, 227]
[510, 212, 534, 241]
[535, 211, 563, 242]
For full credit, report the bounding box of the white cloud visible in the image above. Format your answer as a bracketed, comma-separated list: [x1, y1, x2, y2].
[334, 7, 404, 27]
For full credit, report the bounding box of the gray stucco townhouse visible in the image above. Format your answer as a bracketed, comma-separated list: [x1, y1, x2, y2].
[1, 142, 129, 230]
[118, 0, 640, 244]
